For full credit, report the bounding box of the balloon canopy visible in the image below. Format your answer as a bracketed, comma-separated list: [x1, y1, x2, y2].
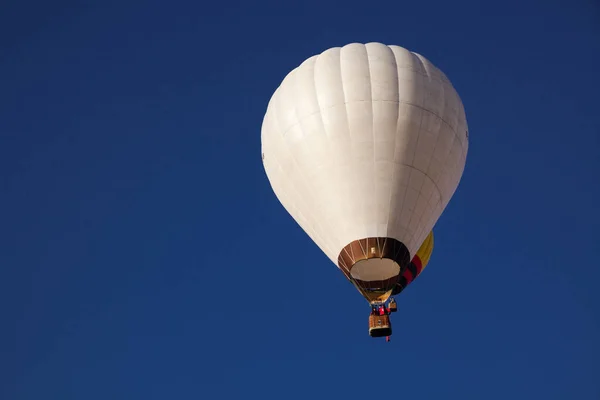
[261, 42, 468, 303]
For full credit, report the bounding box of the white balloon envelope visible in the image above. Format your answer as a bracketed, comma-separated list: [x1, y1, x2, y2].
[261, 42, 468, 304]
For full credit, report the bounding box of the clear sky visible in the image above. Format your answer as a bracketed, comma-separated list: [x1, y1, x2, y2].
[2, 0, 599, 399]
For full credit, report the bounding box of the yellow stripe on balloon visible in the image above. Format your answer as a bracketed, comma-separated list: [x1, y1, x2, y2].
[415, 231, 434, 272]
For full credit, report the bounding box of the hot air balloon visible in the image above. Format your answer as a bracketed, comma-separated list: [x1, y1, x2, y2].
[261, 42, 468, 340]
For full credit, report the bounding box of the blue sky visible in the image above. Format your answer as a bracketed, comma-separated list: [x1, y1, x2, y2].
[1, 0, 599, 399]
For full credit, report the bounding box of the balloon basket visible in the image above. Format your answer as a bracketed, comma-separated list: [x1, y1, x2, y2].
[369, 314, 392, 337]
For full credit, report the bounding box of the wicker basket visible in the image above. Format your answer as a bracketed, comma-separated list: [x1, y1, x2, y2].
[369, 314, 392, 337]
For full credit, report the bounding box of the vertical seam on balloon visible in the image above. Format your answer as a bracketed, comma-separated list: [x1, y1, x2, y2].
[338, 256, 348, 273]
[409, 68, 449, 250]
[384, 46, 401, 241]
[339, 45, 354, 245]
[396, 53, 424, 246]
[431, 73, 450, 206]
[299, 60, 347, 261]
[343, 247, 353, 268]
[305, 54, 341, 257]
[312, 51, 337, 253]
[366, 43, 377, 239]
[411, 53, 427, 167]
[405, 53, 429, 251]
[358, 239, 367, 259]
[288, 70, 325, 251]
